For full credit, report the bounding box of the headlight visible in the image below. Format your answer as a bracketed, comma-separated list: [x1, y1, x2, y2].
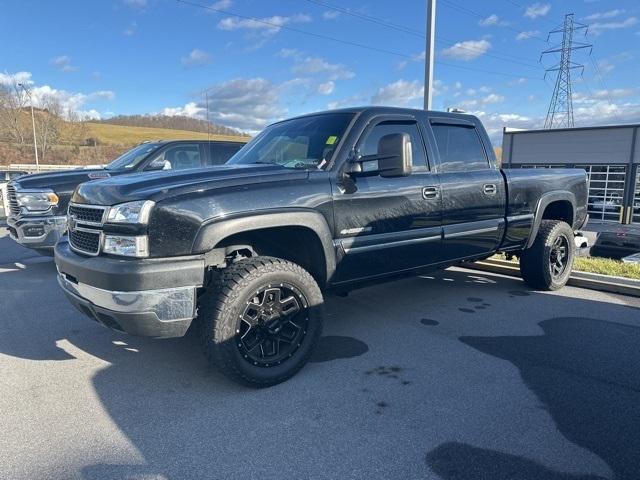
[16, 190, 59, 212]
[106, 200, 154, 224]
[103, 235, 149, 257]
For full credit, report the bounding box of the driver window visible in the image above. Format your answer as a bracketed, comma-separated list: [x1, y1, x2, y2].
[358, 120, 428, 172]
[146, 144, 203, 171]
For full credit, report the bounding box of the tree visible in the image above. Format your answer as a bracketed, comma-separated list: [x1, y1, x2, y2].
[0, 81, 28, 145]
[36, 95, 64, 162]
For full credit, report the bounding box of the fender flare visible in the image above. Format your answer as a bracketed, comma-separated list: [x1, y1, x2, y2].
[191, 209, 337, 285]
[525, 190, 577, 249]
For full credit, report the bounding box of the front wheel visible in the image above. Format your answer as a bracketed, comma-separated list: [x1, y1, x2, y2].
[198, 256, 323, 387]
[520, 220, 575, 291]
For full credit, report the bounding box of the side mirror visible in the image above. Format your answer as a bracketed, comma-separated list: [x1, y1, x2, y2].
[377, 132, 412, 177]
[146, 159, 172, 171]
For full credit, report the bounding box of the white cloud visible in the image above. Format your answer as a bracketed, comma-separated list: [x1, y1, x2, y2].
[182, 49, 212, 67]
[584, 9, 625, 21]
[372, 80, 423, 106]
[217, 13, 311, 34]
[479, 14, 507, 27]
[1, 71, 114, 119]
[507, 77, 528, 86]
[169, 78, 285, 132]
[123, 0, 146, 8]
[291, 56, 354, 81]
[0, 71, 33, 86]
[161, 102, 205, 118]
[317, 81, 335, 95]
[456, 93, 505, 110]
[574, 88, 639, 103]
[210, 0, 232, 9]
[590, 17, 638, 35]
[516, 30, 540, 40]
[441, 39, 491, 61]
[277, 48, 301, 59]
[323, 10, 340, 20]
[524, 3, 551, 19]
[50, 55, 77, 72]
[123, 21, 137, 36]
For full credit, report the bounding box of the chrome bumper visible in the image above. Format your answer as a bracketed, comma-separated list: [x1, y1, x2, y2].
[57, 271, 197, 338]
[7, 215, 67, 249]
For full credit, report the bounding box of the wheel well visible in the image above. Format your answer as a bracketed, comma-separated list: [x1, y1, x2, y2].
[216, 226, 328, 287]
[542, 200, 574, 226]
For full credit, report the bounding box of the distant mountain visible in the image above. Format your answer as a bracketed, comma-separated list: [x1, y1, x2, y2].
[96, 114, 244, 136]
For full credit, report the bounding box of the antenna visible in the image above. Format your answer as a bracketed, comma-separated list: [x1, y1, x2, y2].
[541, 13, 592, 129]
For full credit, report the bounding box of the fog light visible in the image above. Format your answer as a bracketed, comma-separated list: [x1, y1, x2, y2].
[24, 226, 45, 237]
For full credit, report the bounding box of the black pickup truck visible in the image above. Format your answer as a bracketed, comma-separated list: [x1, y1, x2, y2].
[6, 139, 245, 253]
[54, 107, 588, 387]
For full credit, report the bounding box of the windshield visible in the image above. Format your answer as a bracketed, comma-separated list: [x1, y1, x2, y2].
[105, 142, 163, 170]
[227, 112, 354, 170]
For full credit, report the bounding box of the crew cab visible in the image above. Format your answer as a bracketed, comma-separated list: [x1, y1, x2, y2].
[6, 139, 245, 253]
[54, 107, 588, 387]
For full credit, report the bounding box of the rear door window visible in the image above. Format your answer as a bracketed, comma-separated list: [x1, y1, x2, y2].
[208, 143, 244, 166]
[431, 124, 489, 172]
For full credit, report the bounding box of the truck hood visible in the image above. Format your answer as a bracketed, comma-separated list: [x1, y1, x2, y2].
[12, 168, 111, 191]
[72, 164, 310, 206]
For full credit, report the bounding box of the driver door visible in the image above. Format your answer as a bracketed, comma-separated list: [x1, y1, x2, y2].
[332, 116, 442, 283]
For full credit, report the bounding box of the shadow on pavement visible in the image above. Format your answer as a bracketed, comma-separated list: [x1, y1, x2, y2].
[426, 442, 606, 480]
[428, 317, 640, 480]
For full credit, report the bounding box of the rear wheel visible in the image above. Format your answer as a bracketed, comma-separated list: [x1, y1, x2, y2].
[520, 220, 575, 290]
[198, 256, 323, 387]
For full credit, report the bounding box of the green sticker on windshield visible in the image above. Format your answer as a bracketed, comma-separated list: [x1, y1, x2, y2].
[326, 135, 338, 145]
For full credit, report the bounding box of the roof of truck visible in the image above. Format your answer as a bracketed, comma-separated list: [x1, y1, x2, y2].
[277, 105, 478, 124]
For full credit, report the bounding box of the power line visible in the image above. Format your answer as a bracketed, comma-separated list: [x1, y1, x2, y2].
[302, 0, 543, 69]
[439, 0, 549, 43]
[176, 0, 543, 81]
[176, 0, 413, 58]
[588, 54, 621, 122]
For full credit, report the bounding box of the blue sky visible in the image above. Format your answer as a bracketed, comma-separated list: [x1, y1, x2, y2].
[1, 0, 639, 139]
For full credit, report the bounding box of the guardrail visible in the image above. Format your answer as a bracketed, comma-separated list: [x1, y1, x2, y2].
[9, 163, 81, 172]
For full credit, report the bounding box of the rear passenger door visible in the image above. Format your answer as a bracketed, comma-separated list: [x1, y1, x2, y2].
[429, 118, 506, 260]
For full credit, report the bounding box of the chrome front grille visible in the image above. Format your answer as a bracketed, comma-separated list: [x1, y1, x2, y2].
[68, 202, 108, 256]
[68, 204, 107, 225]
[7, 184, 19, 216]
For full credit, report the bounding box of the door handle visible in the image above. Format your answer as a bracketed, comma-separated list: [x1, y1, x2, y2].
[422, 186, 439, 199]
[483, 184, 497, 196]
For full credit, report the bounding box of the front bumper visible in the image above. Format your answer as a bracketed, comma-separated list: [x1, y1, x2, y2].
[55, 239, 205, 338]
[7, 214, 66, 249]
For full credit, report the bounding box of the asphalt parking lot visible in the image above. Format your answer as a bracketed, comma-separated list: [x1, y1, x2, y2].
[1, 227, 639, 480]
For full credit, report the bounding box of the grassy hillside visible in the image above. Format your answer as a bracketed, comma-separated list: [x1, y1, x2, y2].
[84, 122, 250, 146]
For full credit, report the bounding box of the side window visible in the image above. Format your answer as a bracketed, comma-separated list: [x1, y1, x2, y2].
[146, 144, 203, 171]
[208, 143, 244, 165]
[431, 124, 489, 172]
[358, 120, 428, 172]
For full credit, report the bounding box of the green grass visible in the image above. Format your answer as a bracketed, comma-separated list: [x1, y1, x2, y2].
[84, 122, 250, 146]
[492, 253, 640, 280]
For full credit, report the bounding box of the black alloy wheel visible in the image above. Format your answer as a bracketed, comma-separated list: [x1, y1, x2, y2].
[237, 284, 308, 367]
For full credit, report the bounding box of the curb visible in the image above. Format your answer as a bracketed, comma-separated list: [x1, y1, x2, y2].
[463, 259, 640, 298]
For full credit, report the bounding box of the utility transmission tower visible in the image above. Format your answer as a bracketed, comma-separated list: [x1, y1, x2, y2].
[541, 13, 592, 129]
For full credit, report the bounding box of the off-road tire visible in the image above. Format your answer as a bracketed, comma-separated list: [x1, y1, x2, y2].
[197, 256, 323, 387]
[520, 220, 575, 291]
